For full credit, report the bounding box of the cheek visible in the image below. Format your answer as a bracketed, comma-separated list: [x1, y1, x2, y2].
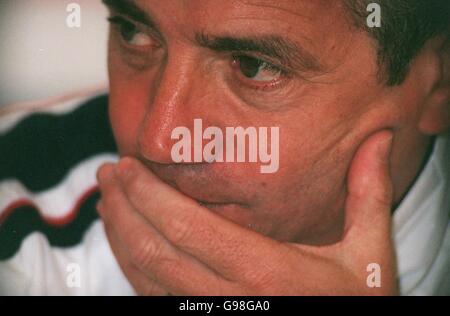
[107, 43, 151, 156]
[243, 121, 355, 241]
[261, 152, 348, 242]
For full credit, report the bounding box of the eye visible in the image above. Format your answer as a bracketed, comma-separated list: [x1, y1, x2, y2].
[107, 16, 152, 47]
[232, 55, 282, 83]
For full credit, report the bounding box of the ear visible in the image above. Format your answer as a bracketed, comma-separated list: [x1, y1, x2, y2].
[418, 36, 450, 135]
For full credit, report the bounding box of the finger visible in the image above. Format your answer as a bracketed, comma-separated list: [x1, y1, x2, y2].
[98, 165, 168, 296]
[343, 130, 394, 246]
[336, 131, 398, 295]
[114, 157, 289, 282]
[99, 208, 170, 296]
[97, 163, 234, 295]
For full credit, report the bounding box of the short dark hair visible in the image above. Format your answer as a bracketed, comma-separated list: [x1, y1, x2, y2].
[345, 0, 450, 85]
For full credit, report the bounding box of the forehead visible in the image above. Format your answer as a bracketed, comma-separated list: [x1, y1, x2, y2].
[137, 0, 347, 32]
[135, 0, 354, 65]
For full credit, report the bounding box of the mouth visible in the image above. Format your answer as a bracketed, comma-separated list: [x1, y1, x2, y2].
[196, 200, 254, 229]
[175, 186, 244, 210]
[197, 200, 241, 209]
[137, 157, 251, 213]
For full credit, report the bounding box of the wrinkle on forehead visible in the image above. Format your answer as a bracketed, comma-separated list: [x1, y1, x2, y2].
[205, 0, 349, 44]
[235, 0, 344, 20]
[134, 0, 358, 72]
[227, 0, 353, 66]
[236, 0, 314, 20]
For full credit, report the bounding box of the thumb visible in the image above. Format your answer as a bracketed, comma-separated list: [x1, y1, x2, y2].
[342, 130, 394, 246]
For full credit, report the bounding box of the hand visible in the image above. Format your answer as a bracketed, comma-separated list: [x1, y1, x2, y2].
[96, 130, 398, 295]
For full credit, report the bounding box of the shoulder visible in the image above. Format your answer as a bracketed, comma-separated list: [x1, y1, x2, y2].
[0, 90, 133, 295]
[0, 88, 110, 133]
[0, 89, 117, 264]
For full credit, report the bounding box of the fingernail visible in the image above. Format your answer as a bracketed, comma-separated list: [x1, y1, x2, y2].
[98, 165, 114, 183]
[116, 157, 133, 179]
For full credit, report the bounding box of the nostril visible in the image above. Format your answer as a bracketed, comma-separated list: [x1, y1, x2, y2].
[137, 134, 175, 164]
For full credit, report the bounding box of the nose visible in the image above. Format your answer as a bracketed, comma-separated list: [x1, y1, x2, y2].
[137, 53, 197, 164]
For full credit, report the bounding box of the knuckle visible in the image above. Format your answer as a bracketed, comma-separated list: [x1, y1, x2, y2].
[129, 235, 163, 269]
[157, 254, 182, 279]
[127, 264, 169, 296]
[141, 282, 168, 296]
[373, 184, 394, 207]
[97, 163, 114, 181]
[167, 217, 193, 246]
[165, 208, 200, 246]
[245, 266, 277, 293]
[126, 171, 148, 199]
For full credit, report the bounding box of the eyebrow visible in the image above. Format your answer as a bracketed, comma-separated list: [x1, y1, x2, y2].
[196, 33, 325, 73]
[102, 0, 326, 73]
[102, 0, 158, 29]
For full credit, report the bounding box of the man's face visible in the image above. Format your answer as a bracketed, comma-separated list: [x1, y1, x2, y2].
[106, 0, 430, 244]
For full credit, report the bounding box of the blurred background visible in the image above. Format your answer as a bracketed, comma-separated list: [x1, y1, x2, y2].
[0, 0, 109, 107]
